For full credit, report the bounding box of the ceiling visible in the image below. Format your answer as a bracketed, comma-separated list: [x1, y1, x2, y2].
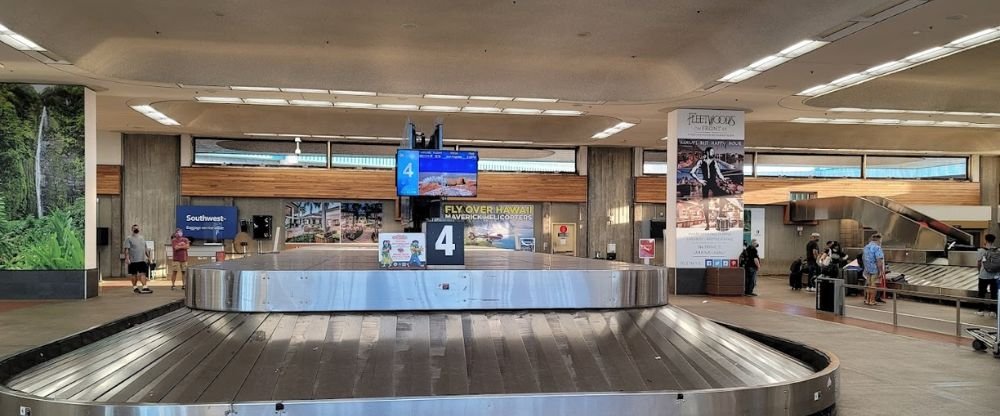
[1, 0, 1000, 153]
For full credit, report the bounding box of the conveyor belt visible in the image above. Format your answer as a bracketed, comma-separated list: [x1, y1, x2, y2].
[6, 306, 811, 403]
[890, 262, 980, 292]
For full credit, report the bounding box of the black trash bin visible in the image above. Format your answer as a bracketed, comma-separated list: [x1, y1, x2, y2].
[815, 277, 843, 314]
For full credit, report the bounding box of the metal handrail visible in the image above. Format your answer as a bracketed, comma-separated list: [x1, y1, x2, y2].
[833, 282, 998, 337]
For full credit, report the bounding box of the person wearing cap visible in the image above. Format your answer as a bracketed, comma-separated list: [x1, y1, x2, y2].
[862, 233, 886, 306]
[805, 232, 821, 292]
[744, 239, 761, 296]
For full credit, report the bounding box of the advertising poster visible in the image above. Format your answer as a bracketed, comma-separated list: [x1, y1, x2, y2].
[518, 238, 536, 252]
[176, 206, 238, 241]
[639, 239, 656, 259]
[442, 203, 534, 250]
[667, 109, 745, 268]
[396, 150, 478, 197]
[284, 201, 383, 244]
[0, 84, 85, 270]
[378, 232, 426, 269]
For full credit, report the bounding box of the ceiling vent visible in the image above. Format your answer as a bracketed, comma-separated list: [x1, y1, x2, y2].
[819, 0, 929, 42]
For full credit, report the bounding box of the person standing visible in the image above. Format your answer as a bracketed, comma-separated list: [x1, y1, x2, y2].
[124, 224, 153, 294]
[976, 234, 999, 317]
[170, 228, 191, 291]
[862, 234, 885, 306]
[805, 233, 821, 292]
[744, 239, 761, 296]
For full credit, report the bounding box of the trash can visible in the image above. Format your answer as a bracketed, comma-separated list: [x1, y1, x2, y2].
[816, 277, 843, 315]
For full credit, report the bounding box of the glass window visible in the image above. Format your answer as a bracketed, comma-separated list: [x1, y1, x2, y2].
[330, 144, 397, 169]
[744, 153, 754, 176]
[194, 138, 327, 167]
[461, 147, 576, 173]
[865, 156, 967, 179]
[755, 154, 861, 178]
[642, 150, 667, 174]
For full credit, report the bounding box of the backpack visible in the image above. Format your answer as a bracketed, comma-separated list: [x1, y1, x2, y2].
[984, 248, 1000, 273]
[789, 258, 802, 274]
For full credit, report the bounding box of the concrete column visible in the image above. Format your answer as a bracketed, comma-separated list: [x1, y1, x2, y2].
[981, 156, 1000, 237]
[122, 134, 181, 266]
[587, 147, 634, 261]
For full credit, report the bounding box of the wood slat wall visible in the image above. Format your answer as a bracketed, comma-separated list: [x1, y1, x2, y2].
[96, 165, 121, 195]
[635, 176, 981, 206]
[180, 167, 587, 202]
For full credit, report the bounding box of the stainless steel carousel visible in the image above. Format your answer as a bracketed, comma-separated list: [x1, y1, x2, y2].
[1, 248, 839, 416]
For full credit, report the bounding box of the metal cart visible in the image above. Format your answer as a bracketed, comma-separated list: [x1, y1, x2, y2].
[966, 300, 1000, 357]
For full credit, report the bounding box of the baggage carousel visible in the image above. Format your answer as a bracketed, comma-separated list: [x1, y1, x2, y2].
[0, 248, 839, 416]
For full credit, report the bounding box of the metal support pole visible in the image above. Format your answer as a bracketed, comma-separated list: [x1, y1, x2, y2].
[892, 295, 898, 327]
[956, 300, 962, 337]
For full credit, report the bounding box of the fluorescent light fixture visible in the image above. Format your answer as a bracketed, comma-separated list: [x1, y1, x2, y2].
[231, 86, 281, 92]
[747, 55, 791, 71]
[799, 26, 1000, 97]
[443, 139, 474, 143]
[424, 94, 469, 100]
[130, 105, 180, 126]
[281, 88, 329, 94]
[829, 107, 1000, 117]
[334, 102, 376, 109]
[504, 140, 534, 145]
[243, 98, 289, 106]
[502, 108, 543, 115]
[791, 117, 1000, 128]
[378, 137, 403, 141]
[345, 135, 378, 140]
[868, 109, 898, 113]
[195, 96, 243, 104]
[377, 104, 419, 111]
[461, 106, 503, 113]
[311, 135, 345, 139]
[469, 96, 514, 101]
[289, 100, 333, 107]
[660, 136, 670, 141]
[828, 107, 866, 112]
[718, 39, 829, 83]
[947, 28, 1000, 48]
[542, 109, 585, 116]
[943, 111, 979, 116]
[244, 133, 276, 136]
[591, 121, 636, 139]
[472, 139, 503, 144]
[514, 97, 559, 103]
[719, 68, 760, 83]
[420, 105, 461, 112]
[0, 23, 46, 51]
[277, 133, 311, 137]
[377, 92, 422, 98]
[332, 90, 377, 96]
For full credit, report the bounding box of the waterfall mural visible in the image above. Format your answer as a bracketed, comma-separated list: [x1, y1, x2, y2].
[0, 83, 85, 270]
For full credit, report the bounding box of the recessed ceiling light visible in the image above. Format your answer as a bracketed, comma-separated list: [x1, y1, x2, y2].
[243, 98, 289, 105]
[591, 121, 636, 139]
[424, 94, 469, 100]
[311, 135, 345, 139]
[502, 108, 543, 115]
[660, 136, 669, 141]
[378, 137, 403, 141]
[377, 104, 419, 111]
[461, 106, 503, 113]
[277, 133, 311, 137]
[718, 39, 828, 84]
[791, 117, 1000, 128]
[469, 96, 515, 101]
[472, 139, 503, 144]
[289, 100, 333, 107]
[378, 92, 423, 98]
[513, 97, 559, 103]
[345, 135, 378, 140]
[195, 96, 243, 104]
[332, 90, 377, 96]
[504, 140, 534, 145]
[443, 139, 474, 143]
[231, 86, 281, 92]
[420, 105, 461, 112]
[334, 102, 376, 109]
[130, 105, 180, 126]
[542, 109, 585, 116]
[281, 88, 329, 94]
[0, 23, 46, 51]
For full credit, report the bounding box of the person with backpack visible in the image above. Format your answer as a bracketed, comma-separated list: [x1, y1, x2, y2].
[976, 234, 1000, 317]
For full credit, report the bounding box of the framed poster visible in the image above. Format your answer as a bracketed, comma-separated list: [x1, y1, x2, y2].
[378, 233, 426, 269]
[638, 238, 655, 259]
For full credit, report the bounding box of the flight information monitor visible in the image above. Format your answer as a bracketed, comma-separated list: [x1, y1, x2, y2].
[396, 150, 478, 197]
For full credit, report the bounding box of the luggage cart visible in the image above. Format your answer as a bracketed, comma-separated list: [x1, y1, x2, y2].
[966, 300, 1000, 357]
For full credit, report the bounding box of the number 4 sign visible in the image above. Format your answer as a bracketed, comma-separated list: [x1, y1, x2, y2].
[425, 221, 465, 266]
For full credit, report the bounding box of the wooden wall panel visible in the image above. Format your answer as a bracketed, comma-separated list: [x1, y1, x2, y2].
[96, 164, 121, 195]
[636, 176, 981, 206]
[181, 167, 587, 202]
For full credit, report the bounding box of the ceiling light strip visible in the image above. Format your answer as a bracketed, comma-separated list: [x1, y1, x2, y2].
[798, 26, 1000, 97]
[193, 99, 585, 116]
[130, 105, 180, 126]
[0, 22, 46, 51]
[791, 117, 1000, 128]
[830, 107, 1000, 117]
[591, 121, 636, 139]
[718, 39, 829, 83]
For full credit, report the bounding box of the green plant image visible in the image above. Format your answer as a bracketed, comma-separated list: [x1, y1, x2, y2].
[0, 84, 85, 270]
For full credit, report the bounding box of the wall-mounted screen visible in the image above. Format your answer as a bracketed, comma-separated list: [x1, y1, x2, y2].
[396, 150, 478, 197]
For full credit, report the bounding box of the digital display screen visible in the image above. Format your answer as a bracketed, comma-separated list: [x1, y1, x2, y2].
[396, 150, 478, 197]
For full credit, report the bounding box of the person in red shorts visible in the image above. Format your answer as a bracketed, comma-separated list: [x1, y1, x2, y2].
[170, 228, 191, 290]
